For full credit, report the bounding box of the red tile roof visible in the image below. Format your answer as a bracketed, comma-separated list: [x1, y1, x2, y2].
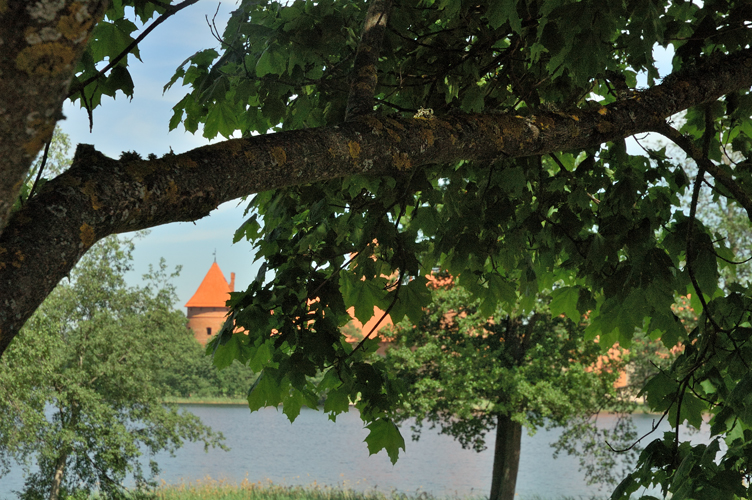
[185, 262, 232, 308]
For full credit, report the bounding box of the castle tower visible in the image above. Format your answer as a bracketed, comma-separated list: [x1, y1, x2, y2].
[185, 262, 235, 346]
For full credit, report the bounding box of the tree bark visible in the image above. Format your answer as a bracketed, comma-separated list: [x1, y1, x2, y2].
[489, 413, 523, 500]
[0, 0, 108, 233]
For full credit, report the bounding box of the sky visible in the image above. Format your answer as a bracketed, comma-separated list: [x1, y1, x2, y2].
[55, 2, 675, 309]
[58, 1, 256, 308]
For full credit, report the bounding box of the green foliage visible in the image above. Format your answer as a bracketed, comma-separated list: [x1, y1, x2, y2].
[80, 0, 752, 495]
[0, 237, 225, 499]
[156, 338, 257, 401]
[384, 284, 637, 488]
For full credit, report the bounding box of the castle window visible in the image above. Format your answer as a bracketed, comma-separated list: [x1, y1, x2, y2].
[206, 327, 212, 336]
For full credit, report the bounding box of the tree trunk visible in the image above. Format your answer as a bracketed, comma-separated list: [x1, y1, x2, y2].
[489, 413, 522, 500]
[49, 453, 67, 500]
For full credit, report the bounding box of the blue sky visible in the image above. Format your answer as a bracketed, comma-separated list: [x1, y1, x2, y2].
[59, 2, 257, 307]
[56, 2, 675, 308]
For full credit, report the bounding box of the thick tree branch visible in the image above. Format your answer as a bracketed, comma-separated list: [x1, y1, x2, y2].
[344, 0, 392, 121]
[2, 48, 752, 356]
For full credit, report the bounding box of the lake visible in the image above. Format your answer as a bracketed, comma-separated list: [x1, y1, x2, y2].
[0, 406, 708, 500]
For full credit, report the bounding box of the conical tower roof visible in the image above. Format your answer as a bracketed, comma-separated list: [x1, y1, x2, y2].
[185, 262, 232, 308]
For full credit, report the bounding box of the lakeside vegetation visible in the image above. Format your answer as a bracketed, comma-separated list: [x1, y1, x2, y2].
[147, 480, 600, 500]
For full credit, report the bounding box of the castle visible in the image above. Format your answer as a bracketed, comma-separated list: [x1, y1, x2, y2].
[185, 261, 235, 345]
[184, 261, 388, 348]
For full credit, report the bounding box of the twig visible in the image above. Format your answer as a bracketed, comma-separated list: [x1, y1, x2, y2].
[607, 405, 670, 453]
[684, 119, 713, 318]
[25, 138, 52, 203]
[67, 0, 201, 99]
[346, 269, 404, 359]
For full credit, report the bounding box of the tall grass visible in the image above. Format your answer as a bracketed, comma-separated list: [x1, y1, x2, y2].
[147, 478, 603, 500]
[150, 478, 440, 500]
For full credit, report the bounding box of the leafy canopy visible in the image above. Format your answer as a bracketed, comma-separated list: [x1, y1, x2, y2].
[24, 0, 752, 497]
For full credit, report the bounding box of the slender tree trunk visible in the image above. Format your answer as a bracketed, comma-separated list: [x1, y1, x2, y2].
[489, 413, 522, 500]
[49, 453, 67, 500]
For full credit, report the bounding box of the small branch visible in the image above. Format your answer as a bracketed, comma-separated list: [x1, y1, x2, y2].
[656, 122, 752, 223]
[344, 0, 393, 121]
[347, 269, 403, 359]
[608, 403, 671, 453]
[25, 139, 51, 204]
[67, 0, 200, 99]
[308, 251, 360, 300]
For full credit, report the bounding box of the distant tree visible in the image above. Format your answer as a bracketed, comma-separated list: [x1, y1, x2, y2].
[158, 340, 257, 400]
[384, 283, 637, 500]
[0, 237, 225, 500]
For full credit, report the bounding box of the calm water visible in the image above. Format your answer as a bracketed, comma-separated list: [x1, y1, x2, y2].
[0, 406, 708, 500]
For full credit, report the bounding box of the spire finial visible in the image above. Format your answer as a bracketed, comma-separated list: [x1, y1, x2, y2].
[213, 249, 217, 263]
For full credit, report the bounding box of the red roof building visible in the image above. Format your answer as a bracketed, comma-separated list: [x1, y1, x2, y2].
[185, 262, 235, 346]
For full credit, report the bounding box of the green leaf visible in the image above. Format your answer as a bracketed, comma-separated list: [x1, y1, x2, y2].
[642, 372, 678, 412]
[499, 166, 526, 197]
[339, 272, 388, 324]
[486, 0, 522, 32]
[102, 65, 134, 98]
[486, 273, 517, 309]
[550, 286, 581, 323]
[390, 276, 432, 324]
[203, 101, 239, 139]
[256, 48, 287, 77]
[233, 215, 261, 243]
[677, 392, 706, 430]
[587, 234, 608, 271]
[89, 19, 137, 63]
[364, 418, 405, 464]
[212, 333, 243, 370]
[247, 372, 285, 411]
[248, 338, 274, 373]
[647, 311, 684, 348]
[282, 388, 306, 422]
[323, 386, 351, 417]
[461, 85, 485, 113]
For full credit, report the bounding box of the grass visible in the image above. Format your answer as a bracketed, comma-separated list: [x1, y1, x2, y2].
[146, 478, 605, 500]
[150, 478, 444, 500]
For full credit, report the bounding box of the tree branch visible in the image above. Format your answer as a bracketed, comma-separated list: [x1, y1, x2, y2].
[655, 122, 752, 222]
[344, 0, 392, 121]
[2, 48, 752, 356]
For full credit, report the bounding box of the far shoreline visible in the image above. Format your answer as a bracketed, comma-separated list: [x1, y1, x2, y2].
[164, 397, 248, 405]
[165, 398, 658, 415]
